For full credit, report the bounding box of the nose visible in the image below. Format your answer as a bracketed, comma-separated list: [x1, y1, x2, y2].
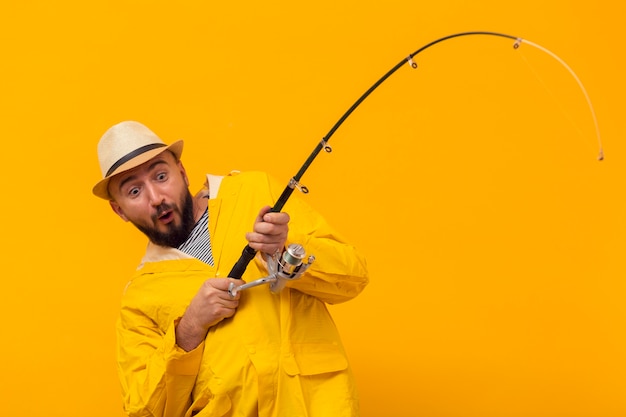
[145, 184, 165, 206]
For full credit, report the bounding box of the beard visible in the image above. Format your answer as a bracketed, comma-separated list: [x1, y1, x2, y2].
[133, 189, 196, 248]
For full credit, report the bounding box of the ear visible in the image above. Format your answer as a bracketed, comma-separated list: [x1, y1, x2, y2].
[109, 200, 129, 222]
[178, 160, 190, 186]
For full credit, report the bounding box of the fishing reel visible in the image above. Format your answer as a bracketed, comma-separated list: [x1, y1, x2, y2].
[228, 243, 315, 297]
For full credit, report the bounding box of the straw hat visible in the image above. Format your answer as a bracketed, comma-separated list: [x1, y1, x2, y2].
[92, 121, 184, 199]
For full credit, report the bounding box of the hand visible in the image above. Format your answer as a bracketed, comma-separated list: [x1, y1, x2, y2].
[246, 205, 289, 256]
[175, 278, 242, 351]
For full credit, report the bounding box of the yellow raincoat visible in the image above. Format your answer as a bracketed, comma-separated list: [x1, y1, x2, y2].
[116, 171, 369, 417]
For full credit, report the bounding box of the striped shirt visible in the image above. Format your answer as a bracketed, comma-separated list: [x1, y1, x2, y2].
[178, 207, 214, 266]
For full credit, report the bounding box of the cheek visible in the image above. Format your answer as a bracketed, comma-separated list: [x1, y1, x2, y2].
[115, 200, 148, 224]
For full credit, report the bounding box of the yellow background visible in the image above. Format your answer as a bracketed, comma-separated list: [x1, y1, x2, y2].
[1, 1, 624, 416]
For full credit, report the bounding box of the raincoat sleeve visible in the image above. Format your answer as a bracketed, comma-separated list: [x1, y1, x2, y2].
[117, 304, 203, 417]
[266, 173, 369, 304]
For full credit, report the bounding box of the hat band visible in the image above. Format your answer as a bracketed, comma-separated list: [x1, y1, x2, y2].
[105, 143, 167, 177]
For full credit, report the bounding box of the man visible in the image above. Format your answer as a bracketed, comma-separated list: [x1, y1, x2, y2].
[93, 121, 369, 417]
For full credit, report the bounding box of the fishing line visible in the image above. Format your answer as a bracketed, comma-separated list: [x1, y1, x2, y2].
[514, 41, 603, 158]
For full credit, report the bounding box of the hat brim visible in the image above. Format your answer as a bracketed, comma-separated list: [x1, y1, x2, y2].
[92, 140, 184, 200]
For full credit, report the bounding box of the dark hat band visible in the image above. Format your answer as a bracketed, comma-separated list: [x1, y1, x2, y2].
[105, 143, 167, 177]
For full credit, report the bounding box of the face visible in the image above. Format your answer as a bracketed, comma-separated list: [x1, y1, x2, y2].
[108, 151, 195, 248]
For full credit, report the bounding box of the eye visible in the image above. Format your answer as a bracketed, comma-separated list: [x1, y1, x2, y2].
[128, 186, 140, 197]
[156, 171, 168, 182]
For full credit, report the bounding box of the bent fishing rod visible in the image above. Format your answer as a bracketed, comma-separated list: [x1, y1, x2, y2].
[228, 30, 604, 280]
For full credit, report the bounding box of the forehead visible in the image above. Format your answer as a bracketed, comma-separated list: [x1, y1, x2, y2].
[108, 152, 177, 192]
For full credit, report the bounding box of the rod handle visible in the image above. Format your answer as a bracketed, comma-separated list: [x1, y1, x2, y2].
[228, 245, 257, 279]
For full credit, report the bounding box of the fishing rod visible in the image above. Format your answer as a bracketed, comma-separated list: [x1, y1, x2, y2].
[227, 30, 604, 281]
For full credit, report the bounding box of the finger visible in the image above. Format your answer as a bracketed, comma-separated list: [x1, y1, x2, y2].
[262, 211, 290, 225]
[208, 278, 241, 290]
[221, 306, 238, 319]
[254, 205, 272, 223]
[246, 232, 285, 248]
[246, 240, 285, 254]
[251, 222, 286, 237]
[205, 279, 242, 302]
[217, 298, 240, 309]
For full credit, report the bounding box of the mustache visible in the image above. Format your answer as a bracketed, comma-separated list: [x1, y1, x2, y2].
[153, 202, 174, 221]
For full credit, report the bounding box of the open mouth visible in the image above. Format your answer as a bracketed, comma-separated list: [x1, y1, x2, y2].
[157, 209, 174, 224]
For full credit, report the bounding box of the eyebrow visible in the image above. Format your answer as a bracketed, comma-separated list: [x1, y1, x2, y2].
[117, 159, 170, 191]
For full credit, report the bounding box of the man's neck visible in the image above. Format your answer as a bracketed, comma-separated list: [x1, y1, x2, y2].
[192, 185, 210, 222]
